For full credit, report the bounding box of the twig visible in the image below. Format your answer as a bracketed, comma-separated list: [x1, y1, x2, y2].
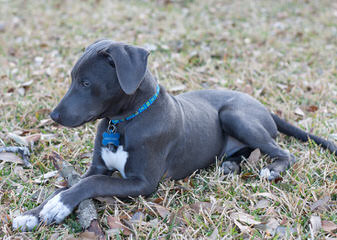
[0, 146, 31, 167]
[49, 152, 105, 239]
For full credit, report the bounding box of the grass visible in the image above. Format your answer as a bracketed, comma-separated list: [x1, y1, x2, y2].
[1, 0, 336, 239]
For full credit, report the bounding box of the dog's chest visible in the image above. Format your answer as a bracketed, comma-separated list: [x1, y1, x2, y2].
[101, 146, 128, 178]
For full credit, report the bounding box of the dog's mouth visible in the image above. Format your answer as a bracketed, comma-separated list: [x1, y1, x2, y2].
[61, 114, 100, 128]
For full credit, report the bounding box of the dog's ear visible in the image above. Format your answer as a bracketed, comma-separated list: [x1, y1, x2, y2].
[98, 44, 150, 95]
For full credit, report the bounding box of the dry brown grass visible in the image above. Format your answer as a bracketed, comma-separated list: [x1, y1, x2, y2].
[0, 0, 336, 239]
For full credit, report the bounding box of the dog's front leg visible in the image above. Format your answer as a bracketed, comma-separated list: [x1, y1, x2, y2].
[39, 175, 155, 224]
[12, 187, 68, 231]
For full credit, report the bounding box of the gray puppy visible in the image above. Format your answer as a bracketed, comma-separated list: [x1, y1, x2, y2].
[13, 40, 337, 231]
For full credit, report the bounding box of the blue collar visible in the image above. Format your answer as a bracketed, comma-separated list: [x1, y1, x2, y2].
[102, 84, 160, 149]
[109, 84, 160, 125]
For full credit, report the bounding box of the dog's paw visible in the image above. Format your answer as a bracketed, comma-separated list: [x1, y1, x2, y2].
[259, 168, 281, 181]
[39, 192, 71, 224]
[12, 214, 39, 231]
[222, 161, 240, 175]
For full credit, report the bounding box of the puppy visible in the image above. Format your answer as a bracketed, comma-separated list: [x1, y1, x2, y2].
[13, 40, 337, 231]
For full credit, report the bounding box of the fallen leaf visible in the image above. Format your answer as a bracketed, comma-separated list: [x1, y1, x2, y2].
[87, 220, 105, 240]
[8, 133, 28, 146]
[307, 105, 318, 112]
[20, 80, 33, 89]
[233, 219, 251, 234]
[107, 216, 131, 236]
[80, 152, 93, 159]
[310, 215, 322, 235]
[275, 226, 297, 237]
[170, 205, 191, 225]
[107, 216, 124, 229]
[190, 201, 223, 214]
[241, 172, 258, 180]
[252, 192, 278, 201]
[322, 220, 337, 232]
[294, 107, 305, 117]
[153, 197, 164, 204]
[14, 166, 28, 181]
[24, 134, 41, 145]
[34, 170, 58, 183]
[154, 204, 170, 218]
[310, 195, 329, 211]
[230, 212, 261, 225]
[37, 119, 54, 127]
[0, 152, 23, 164]
[247, 148, 261, 163]
[130, 211, 145, 222]
[254, 199, 269, 209]
[255, 218, 279, 236]
[41, 134, 56, 141]
[79, 231, 96, 240]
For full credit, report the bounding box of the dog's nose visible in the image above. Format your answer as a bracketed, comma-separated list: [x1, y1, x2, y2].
[50, 111, 60, 122]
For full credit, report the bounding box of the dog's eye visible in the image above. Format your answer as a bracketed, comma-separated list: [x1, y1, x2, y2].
[81, 80, 91, 87]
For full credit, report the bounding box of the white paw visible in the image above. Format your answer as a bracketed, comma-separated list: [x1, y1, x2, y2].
[12, 214, 39, 231]
[39, 192, 71, 224]
[260, 168, 271, 178]
[260, 168, 280, 180]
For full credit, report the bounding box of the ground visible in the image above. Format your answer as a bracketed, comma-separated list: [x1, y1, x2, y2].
[0, 0, 336, 239]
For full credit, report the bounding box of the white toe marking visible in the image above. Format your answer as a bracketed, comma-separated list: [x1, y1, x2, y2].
[39, 192, 71, 224]
[101, 146, 128, 178]
[260, 168, 271, 178]
[12, 214, 39, 231]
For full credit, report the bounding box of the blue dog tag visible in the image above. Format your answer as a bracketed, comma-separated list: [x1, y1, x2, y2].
[102, 130, 120, 147]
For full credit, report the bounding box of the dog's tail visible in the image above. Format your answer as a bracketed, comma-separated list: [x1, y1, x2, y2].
[271, 113, 337, 156]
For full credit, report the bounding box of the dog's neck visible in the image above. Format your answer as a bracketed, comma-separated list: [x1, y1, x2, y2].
[104, 70, 159, 121]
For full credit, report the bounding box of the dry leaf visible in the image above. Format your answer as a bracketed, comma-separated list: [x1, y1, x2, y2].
[247, 148, 261, 163]
[24, 134, 41, 145]
[322, 220, 337, 232]
[37, 119, 54, 127]
[107, 216, 131, 236]
[190, 201, 223, 214]
[154, 204, 170, 218]
[294, 107, 305, 117]
[153, 197, 164, 204]
[310, 215, 322, 234]
[310, 195, 329, 211]
[34, 170, 58, 183]
[307, 105, 318, 112]
[41, 134, 56, 141]
[79, 231, 97, 240]
[252, 192, 278, 201]
[254, 199, 269, 209]
[14, 166, 28, 181]
[230, 212, 261, 225]
[0, 152, 23, 164]
[8, 133, 28, 146]
[107, 216, 124, 230]
[233, 219, 251, 234]
[255, 218, 279, 236]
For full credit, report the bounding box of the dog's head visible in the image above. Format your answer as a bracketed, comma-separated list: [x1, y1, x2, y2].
[50, 40, 150, 127]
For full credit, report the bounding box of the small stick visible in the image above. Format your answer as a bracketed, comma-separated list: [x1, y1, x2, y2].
[49, 152, 105, 239]
[0, 146, 31, 167]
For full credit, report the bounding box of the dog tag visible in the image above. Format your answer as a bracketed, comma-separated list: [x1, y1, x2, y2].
[102, 130, 120, 147]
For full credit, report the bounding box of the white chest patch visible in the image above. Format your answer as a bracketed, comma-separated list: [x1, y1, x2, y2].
[101, 146, 128, 178]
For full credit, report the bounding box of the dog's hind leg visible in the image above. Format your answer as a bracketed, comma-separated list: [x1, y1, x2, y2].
[219, 108, 296, 180]
[222, 147, 252, 175]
